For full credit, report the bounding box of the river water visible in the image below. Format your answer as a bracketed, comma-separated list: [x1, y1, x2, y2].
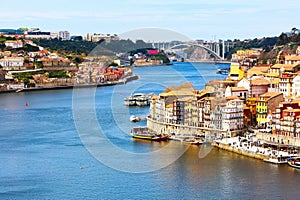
[0, 62, 299, 199]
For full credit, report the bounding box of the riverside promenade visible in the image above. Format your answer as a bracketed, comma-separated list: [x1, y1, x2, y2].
[212, 135, 299, 161]
[147, 117, 300, 161]
[0, 74, 139, 93]
[212, 137, 269, 160]
[147, 117, 245, 139]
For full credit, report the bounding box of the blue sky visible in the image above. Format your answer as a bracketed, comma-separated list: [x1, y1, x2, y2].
[2, 0, 300, 41]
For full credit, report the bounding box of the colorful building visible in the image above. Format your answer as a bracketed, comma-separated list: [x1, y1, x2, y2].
[279, 109, 300, 138]
[229, 62, 244, 81]
[250, 77, 270, 98]
[222, 99, 244, 133]
[279, 72, 297, 97]
[256, 92, 283, 127]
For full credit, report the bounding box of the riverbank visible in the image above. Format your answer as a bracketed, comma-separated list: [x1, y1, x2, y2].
[133, 63, 172, 67]
[212, 139, 268, 160]
[212, 136, 299, 162]
[0, 74, 139, 93]
[184, 60, 231, 64]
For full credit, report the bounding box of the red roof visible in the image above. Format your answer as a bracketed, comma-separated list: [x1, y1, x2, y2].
[147, 49, 158, 55]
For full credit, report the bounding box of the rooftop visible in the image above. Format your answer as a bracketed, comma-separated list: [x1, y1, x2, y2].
[285, 55, 300, 61]
[247, 66, 269, 77]
[231, 86, 248, 92]
[251, 77, 270, 86]
[259, 92, 282, 101]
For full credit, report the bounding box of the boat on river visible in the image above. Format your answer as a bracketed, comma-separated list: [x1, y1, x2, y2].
[124, 93, 152, 107]
[131, 127, 169, 141]
[264, 156, 291, 164]
[287, 157, 300, 169]
[130, 115, 141, 122]
[216, 68, 229, 75]
[182, 139, 204, 145]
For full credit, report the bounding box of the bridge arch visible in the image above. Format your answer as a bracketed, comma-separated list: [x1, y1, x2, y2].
[165, 43, 223, 60]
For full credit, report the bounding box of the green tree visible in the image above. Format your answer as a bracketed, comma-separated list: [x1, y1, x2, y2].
[277, 33, 290, 45]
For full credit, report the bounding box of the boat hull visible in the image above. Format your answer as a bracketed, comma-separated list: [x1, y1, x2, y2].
[131, 127, 169, 141]
[288, 161, 300, 169]
[264, 158, 287, 164]
[124, 93, 151, 107]
[132, 134, 167, 141]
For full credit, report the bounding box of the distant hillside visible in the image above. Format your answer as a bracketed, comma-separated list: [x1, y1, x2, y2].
[228, 27, 300, 63]
[33, 39, 152, 56]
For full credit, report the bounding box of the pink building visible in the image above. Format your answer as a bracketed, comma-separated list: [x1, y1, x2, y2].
[250, 78, 270, 98]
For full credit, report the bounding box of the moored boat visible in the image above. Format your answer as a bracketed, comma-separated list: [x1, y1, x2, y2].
[182, 139, 203, 145]
[132, 133, 162, 141]
[130, 115, 141, 122]
[287, 157, 300, 169]
[124, 93, 152, 107]
[131, 127, 169, 141]
[124, 96, 136, 106]
[264, 156, 291, 164]
[135, 96, 149, 106]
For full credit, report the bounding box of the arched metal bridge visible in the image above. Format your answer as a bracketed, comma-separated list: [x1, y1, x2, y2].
[153, 40, 234, 61]
[166, 43, 223, 60]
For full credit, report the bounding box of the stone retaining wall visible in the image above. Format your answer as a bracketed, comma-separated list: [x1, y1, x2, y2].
[212, 141, 269, 160]
[147, 117, 229, 139]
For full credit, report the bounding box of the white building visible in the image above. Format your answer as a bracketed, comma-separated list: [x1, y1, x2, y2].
[225, 86, 249, 99]
[25, 32, 51, 40]
[279, 73, 296, 97]
[222, 99, 244, 133]
[165, 104, 173, 124]
[285, 55, 300, 65]
[155, 98, 165, 123]
[4, 40, 23, 49]
[86, 33, 119, 43]
[0, 57, 24, 70]
[237, 78, 250, 91]
[50, 32, 59, 39]
[211, 104, 225, 131]
[293, 74, 300, 96]
[59, 31, 70, 41]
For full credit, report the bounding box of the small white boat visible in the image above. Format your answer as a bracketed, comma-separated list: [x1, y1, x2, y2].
[16, 89, 23, 93]
[135, 96, 149, 106]
[287, 157, 300, 169]
[182, 139, 204, 145]
[130, 115, 141, 122]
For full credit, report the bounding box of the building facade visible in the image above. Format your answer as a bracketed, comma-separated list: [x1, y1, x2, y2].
[0, 57, 24, 70]
[222, 99, 244, 133]
[256, 92, 283, 127]
[58, 31, 70, 41]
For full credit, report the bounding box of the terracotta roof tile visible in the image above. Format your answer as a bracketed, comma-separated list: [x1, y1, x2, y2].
[251, 78, 270, 85]
[231, 86, 248, 92]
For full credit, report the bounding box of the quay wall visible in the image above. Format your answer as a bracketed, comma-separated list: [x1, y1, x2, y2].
[147, 117, 229, 138]
[212, 141, 269, 160]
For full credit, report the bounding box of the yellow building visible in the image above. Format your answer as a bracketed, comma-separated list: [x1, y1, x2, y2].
[229, 62, 244, 81]
[256, 92, 283, 127]
[232, 49, 259, 61]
